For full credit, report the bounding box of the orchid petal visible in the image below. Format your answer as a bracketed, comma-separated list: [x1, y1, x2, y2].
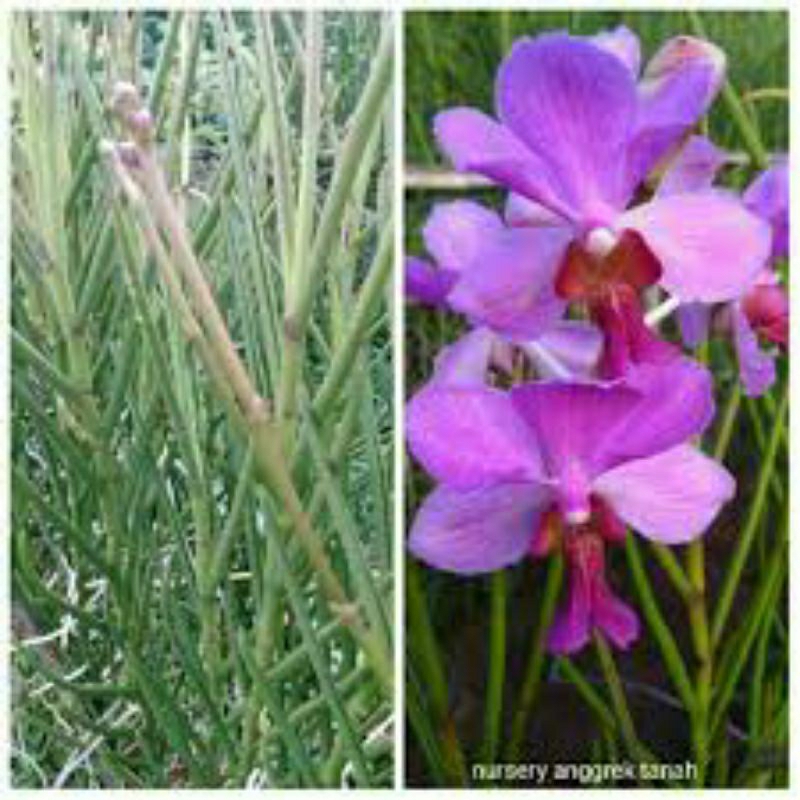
[509, 381, 643, 487]
[504, 192, 565, 228]
[744, 159, 789, 261]
[589, 25, 641, 76]
[547, 561, 592, 654]
[593, 444, 735, 544]
[497, 34, 636, 215]
[430, 327, 496, 387]
[592, 583, 640, 650]
[657, 135, 727, 196]
[620, 191, 771, 302]
[447, 226, 570, 340]
[625, 36, 725, 190]
[607, 358, 715, 463]
[405, 256, 457, 307]
[434, 107, 576, 221]
[409, 484, 549, 575]
[407, 386, 545, 489]
[511, 358, 714, 486]
[423, 201, 503, 272]
[731, 305, 777, 397]
[522, 320, 603, 379]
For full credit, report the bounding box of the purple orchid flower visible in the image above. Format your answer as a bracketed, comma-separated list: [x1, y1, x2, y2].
[433, 30, 771, 336]
[406, 358, 735, 653]
[406, 200, 604, 378]
[668, 149, 789, 395]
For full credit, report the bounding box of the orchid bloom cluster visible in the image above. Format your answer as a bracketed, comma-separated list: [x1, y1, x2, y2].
[405, 27, 788, 654]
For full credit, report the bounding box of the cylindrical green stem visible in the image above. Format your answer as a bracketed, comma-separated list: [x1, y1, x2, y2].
[481, 570, 507, 765]
[506, 554, 563, 760]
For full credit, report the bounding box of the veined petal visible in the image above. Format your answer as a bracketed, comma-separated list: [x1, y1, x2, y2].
[434, 107, 576, 221]
[405, 256, 457, 307]
[606, 358, 715, 463]
[511, 358, 714, 485]
[497, 34, 636, 216]
[625, 36, 725, 191]
[657, 135, 727, 196]
[522, 320, 603, 380]
[447, 226, 570, 340]
[620, 191, 771, 302]
[505, 192, 565, 228]
[409, 483, 549, 575]
[430, 327, 496, 387]
[509, 381, 643, 484]
[593, 444, 735, 544]
[407, 386, 545, 489]
[423, 201, 503, 272]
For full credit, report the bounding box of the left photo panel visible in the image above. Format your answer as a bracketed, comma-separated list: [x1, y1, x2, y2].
[10, 10, 394, 788]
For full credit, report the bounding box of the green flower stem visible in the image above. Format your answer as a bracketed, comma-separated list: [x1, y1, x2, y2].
[593, 632, 649, 768]
[687, 11, 769, 171]
[481, 570, 507, 765]
[712, 382, 742, 460]
[555, 657, 617, 733]
[649, 542, 692, 600]
[625, 536, 695, 711]
[313, 220, 393, 417]
[712, 378, 788, 647]
[277, 22, 393, 429]
[711, 529, 787, 736]
[406, 559, 468, 786]
[686, 538, 712, 786]
[506, 554, 564, 760]
[254, 14, 295, 271]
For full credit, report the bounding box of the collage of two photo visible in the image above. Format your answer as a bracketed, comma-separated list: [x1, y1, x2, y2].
[7, 5, 790, 791]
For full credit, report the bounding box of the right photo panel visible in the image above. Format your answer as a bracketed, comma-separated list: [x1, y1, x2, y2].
[404, 9, 788, 789]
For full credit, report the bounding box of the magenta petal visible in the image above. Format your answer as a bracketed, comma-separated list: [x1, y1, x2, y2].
[406, 386, 545, 489]
[547, 568, 592, 655]
[607, 358, 715, 464]
[677, 302, 712, 348]
[511, 359, 714, 489]
[625, 36, 725, 190]
[497, 34, 636, 216]
[744, 160, 789, 261]
[430, 327, 496, 387]
[504, 192, 564, 228]
[731, 305, 777, 397]
[593, 444, 736, 544]
[409, 483, 549, 575]
[434, 108, 576, 221]
[592, 583, 640, 650]
[589, 25, 641, 76]
[620, 191, 771, 302]
[510, 381, 642, 486]
[423, 201, 503, 272]
[447, 226, 570, 340]
[405, 256, 457, 307]
[657, 135, 727, 197]
[522, 320, 603, 379]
